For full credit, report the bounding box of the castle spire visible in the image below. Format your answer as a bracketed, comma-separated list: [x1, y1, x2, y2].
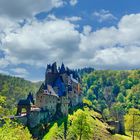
[52, 62, 58, 73]
[46, 64, 52, 73]
[60, 63, 65, 74]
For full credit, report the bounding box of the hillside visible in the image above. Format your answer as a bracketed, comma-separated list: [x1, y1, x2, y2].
[82, 70, 140, 112]
[43, 108, 133, 140]
[0, 70, 140, 139]
[0, 73, 41, 116]
[82, 70, 140, 138]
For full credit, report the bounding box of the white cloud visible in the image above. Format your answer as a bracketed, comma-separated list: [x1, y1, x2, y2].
[78, 13, 140, 69]
[1, 13, 140, 72]
[92, 47, 140, 69]
[65, 16, 81, 22]
[93, 9, 117, 22]
[69, 0, 78, 6]
[11, 68, 29, 75]
[9, 68, 29, 78]
[0, 0, 64, 20]
[83, 25, 92, 36]
[1, 17, 80, 67]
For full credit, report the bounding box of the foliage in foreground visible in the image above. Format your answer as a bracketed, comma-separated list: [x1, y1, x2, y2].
[43, 108, 136, 140]
[125, 108, 140, 139]
[0, 119, 32, 140]
[43, 108, 117, 140]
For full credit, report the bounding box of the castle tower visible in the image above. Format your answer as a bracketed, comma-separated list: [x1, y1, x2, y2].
[60, 63, 65, 74]
[60, 63, 69, 86]
[52, 62, 58, 73]
[47, 64, 52, 73]
[45, 62, 59, 85]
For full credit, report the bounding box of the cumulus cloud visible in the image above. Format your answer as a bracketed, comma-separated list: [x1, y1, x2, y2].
[93, 9, 117, 23]
[1, 13, 140, 72]
[11, 68, 29, 75]
[92, 47, 140, 69]
[78, 13, 140, 69]
[69, 0, 78, 6]
[0, 0, 64, 20]
[1, 18, 80, 67]
[83, 25, 92, 36]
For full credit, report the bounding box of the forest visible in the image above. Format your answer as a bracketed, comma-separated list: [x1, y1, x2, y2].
[0, 74, 40, 116]
[0, 70, 140, 140]
[82, 70, 140, 139]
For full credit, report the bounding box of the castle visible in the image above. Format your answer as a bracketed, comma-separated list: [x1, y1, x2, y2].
[36, 62, 82, 116]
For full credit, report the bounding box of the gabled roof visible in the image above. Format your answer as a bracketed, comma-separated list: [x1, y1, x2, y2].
[43, 85, 58, 98]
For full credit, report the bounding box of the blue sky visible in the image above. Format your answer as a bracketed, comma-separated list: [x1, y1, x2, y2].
[0, 0, 140, 81]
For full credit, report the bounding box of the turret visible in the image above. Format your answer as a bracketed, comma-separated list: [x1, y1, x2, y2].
[60, 63, 66, 74]
[45, 62, 59, 85]
[46, 64, 52, 73]
[52, 62, 58, 73]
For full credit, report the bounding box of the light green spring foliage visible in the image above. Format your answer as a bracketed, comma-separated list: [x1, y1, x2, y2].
[43, 109, 93, 140]
[68, 109, 92, 140]
[43, 108, 139, 140]
[125, 108, 140, 139]
[0, 95, 6, 115]
[112, 134, 132, 140]
[0, 119, 32, 140]
[82, 98, 92, 107]
[43, 123, 58, 140]
[43, 108, 120, 140]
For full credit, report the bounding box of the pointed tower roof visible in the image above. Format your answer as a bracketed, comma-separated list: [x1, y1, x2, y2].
[60, 63, 66, 74]
[47, 64, 51, 69]
[52, 62, 58, 73]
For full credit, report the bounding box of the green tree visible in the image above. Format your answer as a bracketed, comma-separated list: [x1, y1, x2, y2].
[83, 98, 92, 108]
[0, 119, 32, 140]
[69, 109, 91, 140]
[112, 85, 120, 97]
[102, 108, 110, 120]
[117, 93, 125, 103]
[125, 108, 140, 139]
[110, 103, 125, 121]
[87, 88, 96, 101]
[0, 95, 7, 116]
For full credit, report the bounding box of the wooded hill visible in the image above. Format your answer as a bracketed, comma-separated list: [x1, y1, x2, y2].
[0, 70, 140, 139]
[82, 70, 140, 113]
[82, 69, 140, 139]
[0, 73, 41, 116]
